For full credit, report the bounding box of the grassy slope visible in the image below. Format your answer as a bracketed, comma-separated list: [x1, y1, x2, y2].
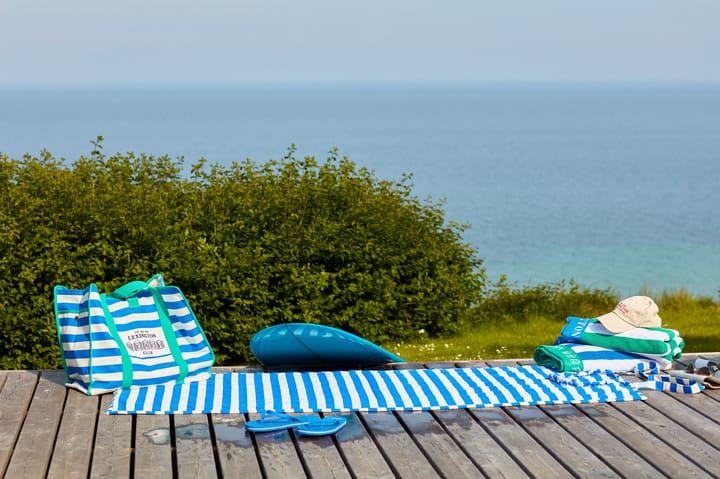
[385, 289, 720, 362]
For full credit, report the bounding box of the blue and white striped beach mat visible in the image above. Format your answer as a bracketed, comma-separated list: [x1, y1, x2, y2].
[107, 365, 645, 414]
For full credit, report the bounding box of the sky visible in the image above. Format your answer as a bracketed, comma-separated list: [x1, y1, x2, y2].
[1, 0, 720, 85]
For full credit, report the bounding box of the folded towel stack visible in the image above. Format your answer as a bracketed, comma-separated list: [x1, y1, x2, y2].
[534, 343, 673, 372]
[557, 317, 683, 362]
[534, 316, 684, 372]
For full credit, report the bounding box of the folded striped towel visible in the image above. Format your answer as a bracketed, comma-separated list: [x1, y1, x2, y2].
[556, 317, 683, 361]
[534, 343, 673, 372]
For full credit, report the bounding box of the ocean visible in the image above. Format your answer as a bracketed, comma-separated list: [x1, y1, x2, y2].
[1, 83, 719, 297]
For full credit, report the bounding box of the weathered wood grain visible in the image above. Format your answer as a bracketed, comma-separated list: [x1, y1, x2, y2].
[211, 413, 264, 479]
[46, 387, 101, 479]
[3, 370, 66, 479]
[0, 370, 39, 476]
[90, 394, 132, 479]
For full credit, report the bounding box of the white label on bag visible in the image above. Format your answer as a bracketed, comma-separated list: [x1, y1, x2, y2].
[119, 327, 172, 357]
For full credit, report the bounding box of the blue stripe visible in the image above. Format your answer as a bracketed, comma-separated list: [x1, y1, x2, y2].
[203, 375, 217, 412]
[64, 348, 121, 359]
[253, 373, 266, 412]
[392, 370, 423, 409]
[332, 371, 354, 410]
[408, 369, 440, 409]
[135, 385, 148, 412]
[347, 371, 371, 410]
[454, 368, 492, 405]
[485, 368, 517, 405]
[300, 373, 319, 412]
[317, 372, 336, 411]
[376, 369, 405, 408]
[186, 381, 199, 413]
[152, 384, 165, 412]
[422, 369, 460, 408]
[359, 371, 388, 411]
[436, 369, 475, 406]
[502, 367, 544, 403]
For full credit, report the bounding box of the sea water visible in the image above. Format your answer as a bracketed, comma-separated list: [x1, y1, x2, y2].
[1, 83, 719, 297]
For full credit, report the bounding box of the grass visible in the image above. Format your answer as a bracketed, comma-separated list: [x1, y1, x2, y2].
[383, 287, 720, 362]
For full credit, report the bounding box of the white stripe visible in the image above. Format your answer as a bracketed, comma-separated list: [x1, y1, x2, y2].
[58, 324, 90, 335]
[194, 380, 207, 412]
[143, 386, 157, 413]
[292, 372, 309, 411]
[63, 339, 119, 350]
[366, 370, 395, 409]
[401, 370, 432, 409]
[446, 369, 485, 405]
[309, 373, 326, 411]
[175, 333, 208, 346]
[213, 374, 224, 413]
[167, 306, 191, 317]
[354, 371, 379, 410]
[246, 373, 258, 412]
[384, 369, 415, 408]
[178, 382, 190, 412]
[463, 369, 501, 405]
[261, 374, 274, 411]
[230, 374, 239, 413]
[324, 372, 345, 410]
[339, 371, 362, 410]
[124, 387, 141, 412]
[113, 311, 161, 323]
[65, 355, 121, 367]
[433, 369, 466, 406]
[161, 292, 184, 303]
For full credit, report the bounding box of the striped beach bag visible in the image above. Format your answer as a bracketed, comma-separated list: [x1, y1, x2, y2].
[54, 274, 215, 395]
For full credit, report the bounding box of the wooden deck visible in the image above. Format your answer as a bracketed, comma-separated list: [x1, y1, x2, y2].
[2, 355, 720, 478]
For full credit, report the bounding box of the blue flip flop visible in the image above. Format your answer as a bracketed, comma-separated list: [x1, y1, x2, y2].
[295, 416, 348, 437]
[245, 412, 317, 433]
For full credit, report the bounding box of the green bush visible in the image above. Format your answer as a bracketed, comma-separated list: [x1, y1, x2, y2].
[0, 140, 485, 368]
[472, 277, 618, 325]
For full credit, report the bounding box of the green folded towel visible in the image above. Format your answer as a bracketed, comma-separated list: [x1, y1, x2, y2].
[533, 344, 584, 372]
[559, 317, 683, 361]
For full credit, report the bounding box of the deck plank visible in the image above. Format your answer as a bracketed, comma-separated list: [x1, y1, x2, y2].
[504, 405, 622, 478]
[334, 412, 396, 479]
[134, 413, 173, 479]
[361, 411, 441, 478]
[575, 402, 713, 478]
[294, 413, 352, 479]
[211, 413, 264, 479]
[396, 410, 484, 478]
[90, 394, 133, 479]
[0, 370, 39, 477]
[611, 391, 720, 477]
[46, 387, 101, 479]
[174, 414, 220, 479]
[433, 408, 530, 479]
[3, 370, 66, 479]
[541, 404, 664, 478]
[469, 407, 575, 478]
[248, 412, 308, 479]
[4, 358, 720, 479]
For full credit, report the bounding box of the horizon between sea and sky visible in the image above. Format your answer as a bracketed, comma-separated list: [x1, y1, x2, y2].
[2, 2, 719, 298]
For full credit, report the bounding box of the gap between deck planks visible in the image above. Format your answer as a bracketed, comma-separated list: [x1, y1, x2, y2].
[1, 355, 720, 478]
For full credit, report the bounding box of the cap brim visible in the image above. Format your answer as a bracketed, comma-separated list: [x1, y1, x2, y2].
[596, 311, 633, 333]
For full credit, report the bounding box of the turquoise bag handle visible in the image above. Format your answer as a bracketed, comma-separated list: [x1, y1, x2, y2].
[110, 280, 152, 299]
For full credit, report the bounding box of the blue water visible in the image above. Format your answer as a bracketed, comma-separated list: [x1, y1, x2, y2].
[2, 83, 719, 297]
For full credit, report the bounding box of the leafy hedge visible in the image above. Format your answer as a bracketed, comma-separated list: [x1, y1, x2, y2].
[0, 140, 485, 368]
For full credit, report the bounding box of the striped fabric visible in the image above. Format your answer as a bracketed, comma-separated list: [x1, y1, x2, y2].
[107, 365, 645, 415]
[534, 343, 673, 372]
[55, 277, 215, 395]
[558, 317, 684, 362]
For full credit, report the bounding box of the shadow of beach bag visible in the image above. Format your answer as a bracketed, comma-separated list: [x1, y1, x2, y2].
[54, 274, 215, 395]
